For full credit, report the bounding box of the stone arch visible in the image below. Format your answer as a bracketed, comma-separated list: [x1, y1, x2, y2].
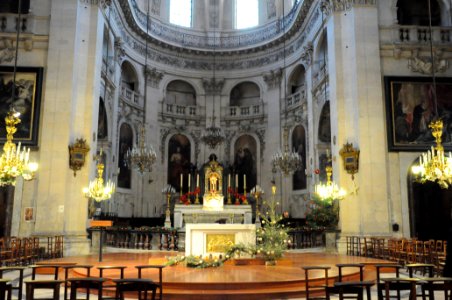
[292, 125, 307, 191]
[117, 123, 134, 189]
[167, 134, 192, 193]
[408, 157, 452, 240]
[313, 31, 328, 76]
[233, 134, 258, 193]
[120, 61, 139, 92]
[165, 80, 197, 105]
[288, 64, 306, 95]
[229, 81, 260, 106]
[396, 0, 441, 26]
[318, 101, 331, 144]
[97, 97, 109, 140]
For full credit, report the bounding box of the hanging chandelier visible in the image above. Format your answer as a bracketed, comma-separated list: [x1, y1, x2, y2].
[201, 116, 225, 149]
[411, 0, 452, 189]
[83, 151, 115, 201]
[314, 163, 346, 202]
[0, 110, 38, 186]
[412, 120, 452, 189]
[125, 126, 157, 173]
[271, 128, 302, 176]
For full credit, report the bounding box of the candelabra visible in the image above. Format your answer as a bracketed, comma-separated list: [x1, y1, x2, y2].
[251, 185, 264, 227]
[125, 126, 157, 174]
[271, 128, 302, 176]
[83, 150, 115, 202]
[162, 184, 175, 228]
[314, 163, 346, 203]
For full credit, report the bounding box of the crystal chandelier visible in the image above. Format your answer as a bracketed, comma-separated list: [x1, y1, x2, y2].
[125, 126, 157, 173]
[0, 110, 38, 186]
[83, 151, 115, 201]
[411, 0, 452, 189]
[271, 128, 302, 176]
[314, 163, 346, 202]
[201, 116, 225, 149]
[412, 120, 452, 188]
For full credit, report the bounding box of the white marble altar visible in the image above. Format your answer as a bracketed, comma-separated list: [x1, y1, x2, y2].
[185, 224, 256, 257]
[173, 204, 252, 228]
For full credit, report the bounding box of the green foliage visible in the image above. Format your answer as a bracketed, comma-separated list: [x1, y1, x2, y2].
[305, 194, 339, 229]
[256, 199, 290, 262]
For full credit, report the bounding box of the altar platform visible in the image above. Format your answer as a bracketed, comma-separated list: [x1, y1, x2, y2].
[173, 204, 253, 228]
[41, 251, 389, 300]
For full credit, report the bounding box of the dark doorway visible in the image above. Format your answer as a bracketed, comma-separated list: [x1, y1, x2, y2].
[411, 181, 452, 240]
[0, 186, 15, 237]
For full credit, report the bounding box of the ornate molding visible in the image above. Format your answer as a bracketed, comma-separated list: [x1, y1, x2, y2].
[114, 37, 126, 62]
[202, 78, 225, 95]
[0, 38, 14, 64]
[300, 42, 314, 66]
[255, 128, 266, 162]
[99, 0, 112, 9]
[320, 0, 332, 16]
[263, 68, 282, 90]
[144, 66, 164, 88]
[330, 0, 376, 12]
[408, 57, 449, 74]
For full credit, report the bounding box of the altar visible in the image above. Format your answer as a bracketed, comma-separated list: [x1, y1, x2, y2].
[173, 154, 253, 228]
[174, 204, 252, 228]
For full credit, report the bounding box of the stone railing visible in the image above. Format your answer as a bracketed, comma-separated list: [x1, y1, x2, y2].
[120, 85, 141, 107]
[380, 25, 451, 45]
[286, 88, 306, 111]
[0, 14, 31, 33]
[159, 101, 205, 119]
[126, 0, 302, 50]
[312, 64, 328, 91]
[222, 103, 266, 120]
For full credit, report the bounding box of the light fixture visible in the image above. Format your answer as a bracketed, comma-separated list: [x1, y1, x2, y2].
[83, 150, 115, 202]
[0, 0, 38, 186]
[411, 0, 452, 189]
[200, 9, 225, 149]
[314, 157, 346, 203]
[270, 2, 302, 176]
[124, 1, 157, 173]
[125, 125, 157, 174]
[162, 184, 175, 228]
[251, 185, 264, 227]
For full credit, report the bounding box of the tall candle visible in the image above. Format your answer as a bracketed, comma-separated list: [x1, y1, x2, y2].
[235, 174, 238, 187]
[188, 174, 191, 189]
[197, 174, 199, 187]
[180, 173, 183, 186]
[228, 174, 231, 187]
[244, 174, 246, 188]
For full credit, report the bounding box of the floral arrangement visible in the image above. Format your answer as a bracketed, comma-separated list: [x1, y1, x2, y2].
[180, 187, 201, 205]
[227, 187, 247, 204]
[305, 194, 339, 229]
[256, 198, 291, 263]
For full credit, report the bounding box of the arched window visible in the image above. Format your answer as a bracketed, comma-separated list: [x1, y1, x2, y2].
[97, 97, 108, 140]
[168, 134, 191, 193]
[170, 0, 192, 27]
[289, 65, 306, 95]
[118, 123, 133, 189]
[397, 0, 441, 26]
[166, 80, 196, 105]
[120, 62, 138, 91]
[292, 125, 307, 191]
[230, 82, 260, 106]
[235, 0, 258, 29]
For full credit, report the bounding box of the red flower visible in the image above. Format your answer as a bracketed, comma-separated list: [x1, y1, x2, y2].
[314, 169, 320, 174]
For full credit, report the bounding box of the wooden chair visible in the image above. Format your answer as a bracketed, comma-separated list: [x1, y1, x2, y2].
[406, 263, 434, 278]
[67, 277, 107, 300]
[30, 264, 63, 280]
[302, 266, 331, 300]
[62, 265, 93, 300]
[24, 279, 65, 300]
[374, 264, 403, 300]
[325, 263, 374, 300]
[97, 266, 126, 298]
[0, 266, 26, 300]
[113, 279, 158, 300]
[135, 265, 166, 300]
[420, 277, 452, 300]
[0, 279, 12, 300]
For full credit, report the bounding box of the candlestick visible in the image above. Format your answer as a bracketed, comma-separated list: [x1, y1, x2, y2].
[228, 174, 231, 187]
[180, 173, 183, 187]
[244, 174, 246, 189]
[196, 174, 199, 187]
[188, 174, 191, 190]
[235, 174, 238, 188]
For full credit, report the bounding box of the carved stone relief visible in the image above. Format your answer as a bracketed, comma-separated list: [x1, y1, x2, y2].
[267, 0, 276, 19]
[408, 57, 449, 74]
[144, 66, 164, 88]
[263, 68, 282, 90]
[151, 0, 161, 15]
[202, 78, 225, 94]
[0, 39, 14, 64]
[300, 42, 314, 66]
[114, 37, 126, 62]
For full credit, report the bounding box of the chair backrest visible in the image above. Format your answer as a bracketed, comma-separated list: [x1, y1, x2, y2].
[336, 264, 365, 282]
[302, 266, 331, 300]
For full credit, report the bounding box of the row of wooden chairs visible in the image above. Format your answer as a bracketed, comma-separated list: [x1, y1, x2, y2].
[0, 263, 166, 300]
[0, 236, 64, 267]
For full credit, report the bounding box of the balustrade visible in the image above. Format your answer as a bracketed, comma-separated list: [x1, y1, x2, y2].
[223, 103, 265, 120]
[0, 14, 30, 33]
[120, 85, 141, 107]
[286, 88, 306, 110]
[381, 25, 452, 45]
[160, 101, 202, 119]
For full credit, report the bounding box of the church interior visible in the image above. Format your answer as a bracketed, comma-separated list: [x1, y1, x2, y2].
[0, 0, 452, 299]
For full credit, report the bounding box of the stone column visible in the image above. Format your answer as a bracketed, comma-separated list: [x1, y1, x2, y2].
[33, 0, 104, 256]
[327, 3, 391, 252]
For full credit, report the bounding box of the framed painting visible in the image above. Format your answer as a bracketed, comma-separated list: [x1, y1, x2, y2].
[384, 76, 452, 151]
[0, 66, 43, 147]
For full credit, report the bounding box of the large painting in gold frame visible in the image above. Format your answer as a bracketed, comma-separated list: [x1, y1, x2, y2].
[0, 66, 43, 147]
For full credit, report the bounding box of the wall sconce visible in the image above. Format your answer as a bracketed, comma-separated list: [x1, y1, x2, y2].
[68, 138, 90, 177]
[339, 142, 360, 194]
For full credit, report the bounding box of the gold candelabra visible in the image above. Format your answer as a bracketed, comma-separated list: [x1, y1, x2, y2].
[83, 150, 115, 202]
